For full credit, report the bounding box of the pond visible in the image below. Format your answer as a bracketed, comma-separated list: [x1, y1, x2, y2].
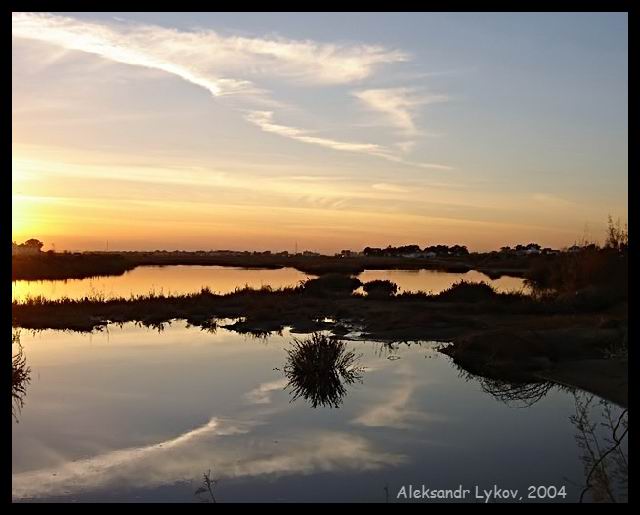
[12, 265, 528, 302]
[12, 323, 626, 502]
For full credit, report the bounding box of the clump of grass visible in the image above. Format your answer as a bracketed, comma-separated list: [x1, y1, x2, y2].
[282, 333, 364, 408]
[362, 280, 399, 299]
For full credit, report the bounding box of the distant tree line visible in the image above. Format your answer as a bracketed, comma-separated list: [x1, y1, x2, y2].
[12, 239, 44, 255]
[362, 244, 469, 257]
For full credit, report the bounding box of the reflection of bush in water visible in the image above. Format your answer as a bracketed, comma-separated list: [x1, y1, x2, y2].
[283, 333, 364, 408]
[455, 365, 553, 408]
[571, 392, 628, 503]
[12, 330, 31, 421]
[477, 378, 553, 408]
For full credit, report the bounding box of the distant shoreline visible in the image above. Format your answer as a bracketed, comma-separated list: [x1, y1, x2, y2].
[12, 251, 531, 281]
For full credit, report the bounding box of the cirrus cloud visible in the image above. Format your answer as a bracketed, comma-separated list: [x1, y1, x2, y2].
[12, 12, 450, 170]
[354, 87, 448, 136]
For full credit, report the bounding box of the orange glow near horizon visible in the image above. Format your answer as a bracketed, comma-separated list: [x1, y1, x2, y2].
[11, 151, 626, 254]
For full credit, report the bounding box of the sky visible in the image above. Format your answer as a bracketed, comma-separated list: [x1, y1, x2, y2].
[12, 12, 628, 253]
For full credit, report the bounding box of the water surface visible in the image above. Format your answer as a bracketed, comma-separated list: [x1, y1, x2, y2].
[12, 265, 311, 302]
[12, 265, 527, 302]
[12, 323, 625, 502]
[357, 269, 527, 295]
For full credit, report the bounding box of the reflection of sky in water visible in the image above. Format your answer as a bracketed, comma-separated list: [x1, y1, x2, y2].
[357, 269, 528, 295]
[12, 265, 527, 302]
[12, 324, 621, 502]
[12, 265, 311, 301]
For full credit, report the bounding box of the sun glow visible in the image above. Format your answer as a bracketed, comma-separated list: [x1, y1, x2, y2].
[12, 195, 37, 239]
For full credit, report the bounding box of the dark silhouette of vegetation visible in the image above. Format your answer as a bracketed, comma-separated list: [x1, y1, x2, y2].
[604, 216, 628, 253]
[525, 217, 628, 308]
[362, 244, 468, 257]
[570, 393, 628, 503]
[12, 249, 534, 281]
[194, 469, 218, 503]
[11, 274, 624, 336]
[12, 238, 44, 254]
[362, 280, 398, 298]
[11, 280, 535, 334]
[435, 280, 497, 302]
[12, 330, 30, 421]
[302, 273, 362, 297]
[12, 252, 135, 280]
[281, 333, 364, 408]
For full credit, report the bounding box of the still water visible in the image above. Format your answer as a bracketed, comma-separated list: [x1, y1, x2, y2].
[12, 323, 625, 502]
[12, 265, 527, 302]
[357, 269, 527, 295]
[12, 266, 311, 302]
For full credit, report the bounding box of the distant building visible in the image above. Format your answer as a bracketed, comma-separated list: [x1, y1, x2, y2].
[302, 250, 320, 257]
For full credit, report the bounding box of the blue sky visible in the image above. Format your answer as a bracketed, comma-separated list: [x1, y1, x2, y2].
[12, 12, 627, 251]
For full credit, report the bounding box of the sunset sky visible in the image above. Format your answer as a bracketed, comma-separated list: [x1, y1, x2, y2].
[12, 12, 628, 253]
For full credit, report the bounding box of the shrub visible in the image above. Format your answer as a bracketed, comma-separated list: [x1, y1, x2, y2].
[436, 280, 497, 302]
[525, 216, 628, 304]
[362, 279, 398, 298]
[302, 273, 361, 297]
[525, 249, 627, 303]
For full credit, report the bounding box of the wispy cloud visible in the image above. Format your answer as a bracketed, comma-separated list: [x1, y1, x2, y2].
[244, 378, 288, 404]
[12, 12, 451, 170]
[245, 111, 452, 170]
[12, 418, 405, 500]
[353, 87, 448, 136]
[12, 12, 406, 92]
[532, 193, 575, 208]
[245, 110, 386, 153]
[12, 12, 252, 97]
[352, 377, 447, 429]
[353, 88, 448, 144]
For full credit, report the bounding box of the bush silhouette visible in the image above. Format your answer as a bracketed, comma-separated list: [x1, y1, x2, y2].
[437, 280, 497, 302]
[363, 279, 398, 298]
[302, 273, 361, 297]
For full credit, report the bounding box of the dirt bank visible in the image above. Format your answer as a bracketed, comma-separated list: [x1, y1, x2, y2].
[439, 327, 628, 407]
[535, 358, 628, 408]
